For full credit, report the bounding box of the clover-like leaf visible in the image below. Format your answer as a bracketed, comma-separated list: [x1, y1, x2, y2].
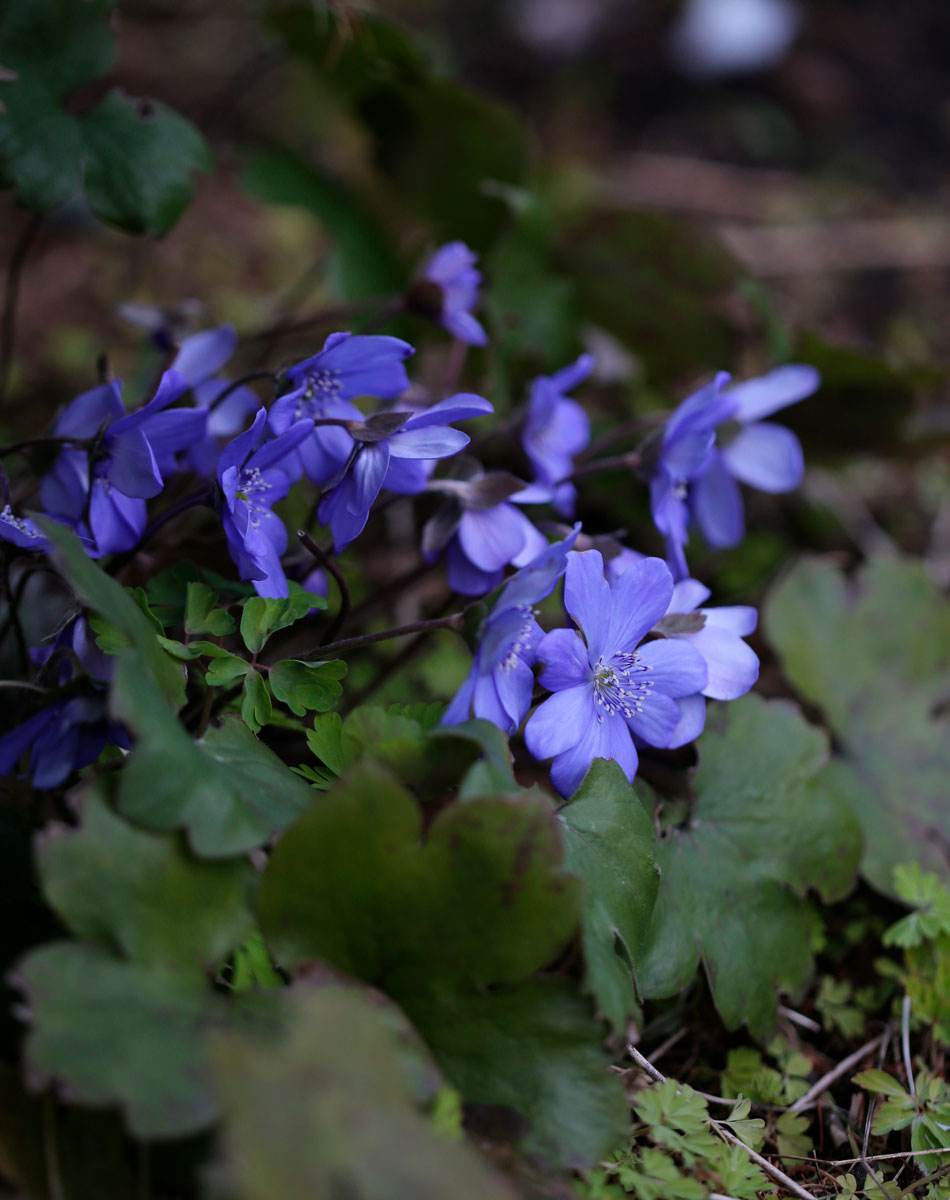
[637, 694, 862, 1036]
[241, 670, 272, 734]
[112, 659, 314, 857]
[0, 0, 210, 233]
[184, 582, 235, 637]
[766, 557, 950, 893]
[37, 793, 254, 977]
[557, 760, 660, 1033]
[259, 763, 628, 1165]
[268, 659, 346, 716]
[207, 981, 518, 1200]
[239, 594, 319, 654]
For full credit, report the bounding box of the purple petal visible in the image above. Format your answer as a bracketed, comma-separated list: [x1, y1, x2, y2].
[295, 333, 414, 399]
[89, 484, 146, 554]
[660, 428, 715, 479]
[388, 425, 469, 459]
[424, 242, 478, 284]
[383, 457, 430, 494]
[171, 326, 237, 386]
[298, 424, 355, 486]
[490, 654, 536, 731]
[108, 428, 162, 498]
[510, 514, 549, 567]
[691, 450, 745, 548]
[549, 353, 595, 394]
[604, 556, 674, 655]
[196, 379, 260, 438]
[664, 533, 691, 583]
[686, 626, 759, 700]
[445, 537, 503, 595]
[524, 684, 593, 759]
[664, 372, 733, 444]
[41, 450, 89, 520]
[669, 579, 710, 613]
[536, 628, 590, 691]
[549, 712, 637, 798]
[112, 369, 189, 430]
[635, 638, 708, 698]
[442, 667, 477, 726]
[141, 408, 208, 475]
[666, 694, 707, 749]
[625, 689, 681, 748]
[701, 605, 757, 637]
[721, 422, 804, 493]
[250, 419, 315, 472]
[724, 364, 820, 422]
[404, 393, 493, 429]
[458, 506, 525, 572]
[473, 671, 512, 731]
[0, 708, 57, 776]
[497, 524, 580, 609]
[217, 409, 267, 481]
[442, 309, 488, 346]
[563, 550, 611, 662]
[55, 382, 124, 438]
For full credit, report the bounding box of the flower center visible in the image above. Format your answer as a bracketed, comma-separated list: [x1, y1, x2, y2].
[0, 505, 41, 538]
[591, 651, 654, 721]
[238, 466, 272, 526]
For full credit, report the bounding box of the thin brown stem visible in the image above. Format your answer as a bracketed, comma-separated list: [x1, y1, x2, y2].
[297, 530, 350, 646]
[301, 612, 462, 661]
[0, 211, 43, 409]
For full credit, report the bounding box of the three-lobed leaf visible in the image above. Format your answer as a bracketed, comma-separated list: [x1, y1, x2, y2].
[268, 659, 346, 716]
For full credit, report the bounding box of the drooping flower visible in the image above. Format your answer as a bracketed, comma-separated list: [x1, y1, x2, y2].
[422, 472, 549, 596]
[218, 408, 314, 598]
[525, 550, 707, 797]
[606, 553, 758, 747]
[39, 370, 204, 556]
[649, 365, 818, 578]
[521, 354, 593, 518]
[689, 364, 818, 550]
[169, 324, 262, 476]
[318, 395, 493, 554]
[269, 332, 415, 487]
[442, 524, 580, 733]
[648, 371, 733, 580]
[410, 242, 488, 347]
[0, 618, 128, 789]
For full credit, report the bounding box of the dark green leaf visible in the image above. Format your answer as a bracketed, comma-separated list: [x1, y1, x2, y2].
[205, 650, 252, 686]
[637, 695, 861, 1036]
[241, 670, 272, 734]
[184, 582, 235, 637]
[240, 594, 315, 654]
[259, 763, 626, 1165]
[0, 0, 210, 233]
[112, 660, 314, 857]
[208, 982, 519, 1200]
[765, 557, 950, 893]
[38, 793, 254, 977]
[558, 760, 660, 1032]
[268, 658, 346, 716]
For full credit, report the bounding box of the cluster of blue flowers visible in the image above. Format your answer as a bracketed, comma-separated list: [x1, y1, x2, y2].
[0, 239, 818, 796]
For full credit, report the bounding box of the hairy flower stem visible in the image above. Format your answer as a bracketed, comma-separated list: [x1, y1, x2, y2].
[301, 612, 463, 661]
[0, 434, 93, 458]
[207, 371, 280, 413]
[556, 449, 641, 486]
[297, 530, 350, 646]
[108, 488, 214, 575]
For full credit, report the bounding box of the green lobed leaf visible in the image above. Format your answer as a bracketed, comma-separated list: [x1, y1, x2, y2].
[184, 582, 235, 637]
[557, 760, 660, 1033]
[637, 694, 862, 1036]
[112, 659, 314, 857]
[258, 763, 627, 1166]
[267, 659, 346, 716]
[207, 981, 519, 1200]
[240, 594, 319, 654]
[241, 670, 272, 734]
[765, 557, 950, 893]
[37, 792, 255, 978]
[0, 0, 210, 233]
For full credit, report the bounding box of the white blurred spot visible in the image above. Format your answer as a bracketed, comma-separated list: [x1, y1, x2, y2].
[669, 0, 801, 78]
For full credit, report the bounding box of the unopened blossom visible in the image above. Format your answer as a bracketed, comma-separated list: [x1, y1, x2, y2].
[218, 408, 314, 598]
[411, 242, 488, 347]
[521, 354, 593, 517]
[525, 550, 707, 797]
[442, 525, 580, 733]
[269, 332, 414, 486]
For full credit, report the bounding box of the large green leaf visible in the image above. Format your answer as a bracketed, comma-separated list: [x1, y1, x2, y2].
[0, 0, 209, 233]
[765, 556, 950, 893]
[637, 695, 861, 1036]
[208, 982, 518, 1200]
[558, 761, 660, 1033]
[37, 793, 255, 978]
[112, 660, 315, 857]
[258, 764, 628, 1165]
[15, 942, 276, 1139]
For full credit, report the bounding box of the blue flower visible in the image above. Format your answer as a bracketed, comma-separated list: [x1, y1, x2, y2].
[40, 370, 204, 555]
[521, 354, 593, 518]
[269, 331, 415, 487]
[422, 473, 550, 596]
[0, 618, 128, 789]
[319, 395, 493, 554]
[606, 554, 759, 748]
[170, 324, 262, 476]
[649, 365, 818, 577]
[417, 242, 488, 346]
[442, 524, 580, 733]
[0, 506, 51, 552]
[218, 408, 314, 598]
[524, 550, 707, 797]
